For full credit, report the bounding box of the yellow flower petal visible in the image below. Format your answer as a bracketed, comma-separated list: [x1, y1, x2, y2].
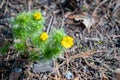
[40, 32, 48, 41]
[34, 12, 42, 20]
[61, 36, 74, 49]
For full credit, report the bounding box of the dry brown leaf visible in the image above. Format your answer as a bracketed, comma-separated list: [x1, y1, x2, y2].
[67, 15, 75, 20]
[66, 12, 86, 20]
[82, 16, 95, 29]
[74, 14, 86, 20]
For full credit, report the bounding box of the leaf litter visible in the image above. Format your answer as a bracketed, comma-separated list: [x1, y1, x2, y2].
[0, 0, 120, 80]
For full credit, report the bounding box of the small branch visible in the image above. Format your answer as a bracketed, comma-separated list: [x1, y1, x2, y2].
[84, 37, 102, 42]
[59, 50, 106, 68]
[46, 15, 54, 34]
[92, 0, 108, 17]
[28, 0, 32, 11]
[0, 0, 5, 9]
[4, 0, 9, 15]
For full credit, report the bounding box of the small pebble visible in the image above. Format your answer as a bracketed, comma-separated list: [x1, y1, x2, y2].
[14, 68, 22, 72]
[65, 71, 74, 79]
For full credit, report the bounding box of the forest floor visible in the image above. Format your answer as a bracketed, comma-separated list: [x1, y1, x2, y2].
[0, 0, 120, 80]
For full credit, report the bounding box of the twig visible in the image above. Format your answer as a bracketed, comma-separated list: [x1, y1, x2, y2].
[57, 0, 65, 28]
[60, 18, 65, 28]
[92, 0, 108, 17]
[4, 0, 9, 15]
[1, 73, 4, 80]
[48, 50, 106, 78]
[111, 35, 120, 39]
[83, 58, 97, 69]
[59, 50, 106, 68]
[57, 0, 64, 17]
[95, 58, 114, 72]
[55, 60, 61, 78]
[28, 0, 32, 11]
[46, 15, 54, 34]
[8, 2, 19, 13]
[0, 0, 5, 9]
[84, 37, 102, 42]
[65, 52, 69, 72]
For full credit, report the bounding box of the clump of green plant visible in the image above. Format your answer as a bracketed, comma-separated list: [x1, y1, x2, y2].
[0, 41, 10, 55]
[0, 29, 13, 56]
[11, 11, 74, 62]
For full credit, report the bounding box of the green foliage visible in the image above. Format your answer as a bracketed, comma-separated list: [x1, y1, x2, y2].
[31, 28, 66, 61]
[81, 5, 86, 11]
[42, 29, 66, 60]
[11, 11, 45, 61]
[0, 42, 10, 55]
[11, 11, 74, 62]
[14, 41, 26, 51]
[11, 11, 45, 39]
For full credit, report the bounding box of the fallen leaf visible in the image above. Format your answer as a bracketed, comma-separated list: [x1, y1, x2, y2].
[67, 15, 75, 20]
[82, 15, 95, 29]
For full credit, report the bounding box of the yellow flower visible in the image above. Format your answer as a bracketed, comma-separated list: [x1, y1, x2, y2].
[34, 12, 42, 20]
[61, 36, 74, 49]
[40, 32, 48, 41]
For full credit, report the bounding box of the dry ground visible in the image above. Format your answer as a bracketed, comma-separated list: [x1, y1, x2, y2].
[0, 0, 120, 80]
